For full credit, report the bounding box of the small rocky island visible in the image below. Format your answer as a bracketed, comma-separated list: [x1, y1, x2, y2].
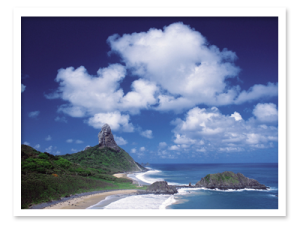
[146, 181, 178, 194]
[145, 171, 268, 195]
[195, 171, 268, 190]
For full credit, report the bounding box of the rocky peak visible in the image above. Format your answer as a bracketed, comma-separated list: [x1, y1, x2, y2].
[98, 123, 120, 152]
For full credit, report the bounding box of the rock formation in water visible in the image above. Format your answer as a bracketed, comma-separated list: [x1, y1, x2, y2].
[195, 171, 268, 190]
[98, 124, 120, 152]
[146, 181, 178, 194]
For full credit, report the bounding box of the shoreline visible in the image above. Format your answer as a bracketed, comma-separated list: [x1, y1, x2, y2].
[44, 189, 140, 209]
[36, 172, 149, 209]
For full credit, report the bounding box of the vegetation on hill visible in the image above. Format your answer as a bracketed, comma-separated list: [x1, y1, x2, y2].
[60, 145, 146, 174]
[203, 171, 239, 185]
[195, 171, 267, 190]
[21, 145, 145, 209]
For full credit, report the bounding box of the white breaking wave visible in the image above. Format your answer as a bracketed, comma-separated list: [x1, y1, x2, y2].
[197, 187, 272, 192]
[101, 188, 202, 210]
[176, 188, 203, 195]
[103, 194, 172, 209]
[134, 169, 164, 184]
[159, 195, 176, 209]
[168, 181, 189, 186]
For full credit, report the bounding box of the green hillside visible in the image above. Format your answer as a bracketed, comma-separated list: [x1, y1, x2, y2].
[60, 145, 146, 174]
[21, 144, 145, 209]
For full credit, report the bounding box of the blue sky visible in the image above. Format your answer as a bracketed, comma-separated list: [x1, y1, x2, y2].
[21, 17, 278, 163]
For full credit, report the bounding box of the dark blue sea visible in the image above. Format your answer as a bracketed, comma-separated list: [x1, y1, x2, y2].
[90, 163, 278, 209]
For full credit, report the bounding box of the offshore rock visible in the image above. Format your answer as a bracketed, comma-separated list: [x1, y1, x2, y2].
[98, 124, 120, 152]
[146, 181, 178, 194]
[195, 171, 268, 190]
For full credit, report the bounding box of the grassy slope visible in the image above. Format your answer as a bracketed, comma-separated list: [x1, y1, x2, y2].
[21, 145, 145, 209]
[204, 171, 240, 185]
[61, 145, 145, 174]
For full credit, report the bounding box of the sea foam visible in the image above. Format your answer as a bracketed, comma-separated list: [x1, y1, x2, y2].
[103, 194, 171, 209]
[134, 169, 164, 184]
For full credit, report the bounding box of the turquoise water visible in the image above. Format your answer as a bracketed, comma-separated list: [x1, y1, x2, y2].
[147, 163, 278, 209]
[90, 163, 278, 209]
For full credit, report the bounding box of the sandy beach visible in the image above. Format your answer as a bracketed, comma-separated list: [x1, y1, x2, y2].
[44, 189, 138, 209]
[43, 173, 143, 209]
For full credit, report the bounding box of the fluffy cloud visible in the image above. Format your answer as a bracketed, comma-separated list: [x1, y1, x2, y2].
[28, 111, 40, 118]
[131, 148, 137, 153]
[231, 112, 243, 121]
[158, 142, 167, 149]
[120, 79, 158, 114]
[75, 140, 83, 144]
[169, 145, 180, 151]
[34, 144, 40, 149]
[140, 147, 146, 151]
[21, 84, 26, 93]
[171, 105, 278, 152]
[46, 64, 158, 123]
[234, 83, 278, 104]
[108, 22, 277, 111]
[87, 111, 134, 132]
[252, 103, 278, 123]
[46, 22, 278, 132]
[53, 64, 125, 115]
[66, 139, 73, 143]
[45, 22, 278, 141]
[140, 129, 153, 139]
[23, 141, 30, 146]
[115, 136, 128, 146]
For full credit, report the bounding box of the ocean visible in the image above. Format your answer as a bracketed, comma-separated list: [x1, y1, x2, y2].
[89, 163, 278, 209]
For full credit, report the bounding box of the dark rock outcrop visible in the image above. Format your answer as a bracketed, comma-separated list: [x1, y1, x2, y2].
[195, 171, 268, 190]
[146, 181, 178, 194]
[98, 124, 120, 152]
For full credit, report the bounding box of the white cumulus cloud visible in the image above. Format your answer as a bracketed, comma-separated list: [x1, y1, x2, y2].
[234, 83, 278, 104]
[114, 136, 128, 146]
[252, 103, 278, 123]
[66, 139, 73, 143]
[23, 141, 30, 146]
[87, 111, 134, 132]
[34, 144, 40, 149]
[231, 112, 243, 121]
[158, 142, 167, 149]
[75, 140, 83, 144]
[108, 22, 277, 112]
[131, 148, 137, 153]
[140, 129, 153, 139]
[171, 105, 278, 152]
